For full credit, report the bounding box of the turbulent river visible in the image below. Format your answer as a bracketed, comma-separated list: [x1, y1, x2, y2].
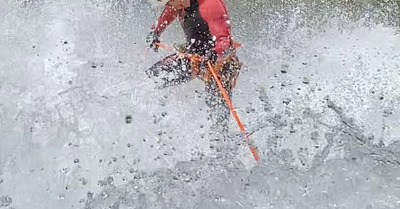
[1, 0, 399, 208]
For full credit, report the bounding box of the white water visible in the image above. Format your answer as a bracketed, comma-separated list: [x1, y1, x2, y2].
[1, 1, 400, 208]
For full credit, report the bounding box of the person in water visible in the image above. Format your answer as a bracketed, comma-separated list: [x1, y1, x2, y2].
[146, 0, 242, 149]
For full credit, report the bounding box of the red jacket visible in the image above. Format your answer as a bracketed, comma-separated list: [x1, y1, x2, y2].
[152, 0, 232, 56]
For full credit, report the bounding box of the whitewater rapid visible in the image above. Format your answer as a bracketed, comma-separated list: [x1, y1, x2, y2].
[1, 0, 399, 208]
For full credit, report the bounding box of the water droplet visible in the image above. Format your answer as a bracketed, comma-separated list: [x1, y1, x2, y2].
[87, 191, 94, 199]
[106, 177, 114, 185]
[58, 194, 65, 200]
[61, 167, 70, 173]
[125, 115, 132, 124]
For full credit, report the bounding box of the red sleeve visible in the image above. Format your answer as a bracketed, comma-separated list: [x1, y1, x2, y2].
[198, 0, 232, 56]
[152, 6, 178, 35]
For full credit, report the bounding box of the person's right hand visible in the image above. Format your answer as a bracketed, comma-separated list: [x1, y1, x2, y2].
[145, 31, 160, 52]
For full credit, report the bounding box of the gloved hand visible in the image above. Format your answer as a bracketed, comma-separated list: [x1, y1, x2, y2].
[145, 31, 160, 52]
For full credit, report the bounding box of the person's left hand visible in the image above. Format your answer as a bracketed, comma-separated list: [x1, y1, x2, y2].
[145, 31, 160, 52]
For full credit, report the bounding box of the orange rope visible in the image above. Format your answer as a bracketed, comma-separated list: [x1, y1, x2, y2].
[207, 61, 260, 163]
[156, 42, 175, 51]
